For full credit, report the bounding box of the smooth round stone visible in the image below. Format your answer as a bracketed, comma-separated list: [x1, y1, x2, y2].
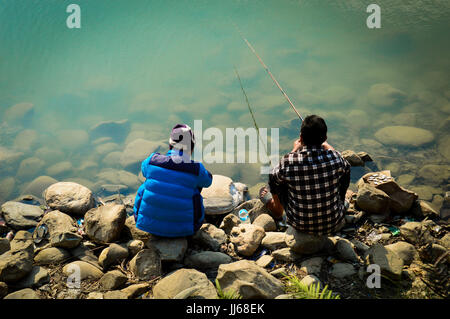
[374, 126, 434, 147]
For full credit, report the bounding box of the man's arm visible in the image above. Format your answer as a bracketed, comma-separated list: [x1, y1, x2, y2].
[197, 163, 213, 188]
[339, 159, 351, 203]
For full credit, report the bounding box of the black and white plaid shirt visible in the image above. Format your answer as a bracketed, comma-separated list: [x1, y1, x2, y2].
[269, 145, 350, 235]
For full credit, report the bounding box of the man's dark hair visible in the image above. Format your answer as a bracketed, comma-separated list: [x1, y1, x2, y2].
[300, 115, 327, 146]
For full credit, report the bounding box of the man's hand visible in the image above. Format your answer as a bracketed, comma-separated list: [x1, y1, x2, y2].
[322, 141, 334, 151]
[292, 139, 303, 152]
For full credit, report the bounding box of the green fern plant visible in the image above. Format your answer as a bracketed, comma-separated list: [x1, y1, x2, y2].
[215, 279, 242, 299]
[283, 274, 340, 299]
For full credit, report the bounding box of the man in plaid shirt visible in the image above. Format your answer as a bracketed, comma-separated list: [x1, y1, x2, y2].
[260, 115, 351, 235]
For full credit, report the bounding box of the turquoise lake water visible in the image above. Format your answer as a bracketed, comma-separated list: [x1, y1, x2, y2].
[0, 1, 449, 206]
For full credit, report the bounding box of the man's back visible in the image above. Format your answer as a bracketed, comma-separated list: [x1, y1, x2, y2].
[270, 145, 350, 235]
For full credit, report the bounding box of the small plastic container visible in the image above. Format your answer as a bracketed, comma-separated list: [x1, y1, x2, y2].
[238, 209, 251, 224]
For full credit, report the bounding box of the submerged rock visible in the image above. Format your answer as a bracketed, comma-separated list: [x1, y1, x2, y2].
[120, 138, 163, 173]
[22, 176, 58, 198]
[374, 126, 434, 147]
[0, 177, 15, 204]
[17, 157, 46, 181]
[90, 119, 131, 143]
[3, 102, 34, 125]
[46, 161, 73, 178]
[57, 129, 89, 150]
[417, 164, 450, 186]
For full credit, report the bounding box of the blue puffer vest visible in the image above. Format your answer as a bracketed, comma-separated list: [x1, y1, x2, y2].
[133, 149, 213, 237]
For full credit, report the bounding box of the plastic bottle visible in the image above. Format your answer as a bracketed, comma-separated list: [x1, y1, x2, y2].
[238, 209, 251, 224]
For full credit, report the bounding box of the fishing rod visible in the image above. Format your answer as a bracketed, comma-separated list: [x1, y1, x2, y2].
[234, 66, 269, 160]
[233, 23, 303, 121]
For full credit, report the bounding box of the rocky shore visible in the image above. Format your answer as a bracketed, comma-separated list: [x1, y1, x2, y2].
[0, 161, 449, 299]
[0, 107, 449, 299]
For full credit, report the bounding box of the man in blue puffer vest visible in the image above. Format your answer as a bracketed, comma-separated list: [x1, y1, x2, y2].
[133, 124, 213, 237]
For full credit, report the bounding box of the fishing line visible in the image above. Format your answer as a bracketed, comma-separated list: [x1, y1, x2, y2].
[234, 66, 270, 162]
[233, 23, 304, 121]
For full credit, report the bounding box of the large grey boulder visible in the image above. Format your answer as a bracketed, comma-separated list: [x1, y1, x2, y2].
[44, 182, 95, 216]
[1, 201, 44, 230]
[84, 204, 126, 244]
[216, 260, 284, 299]
[152, 268, 217, 299]
[201, 175, 244, 215]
